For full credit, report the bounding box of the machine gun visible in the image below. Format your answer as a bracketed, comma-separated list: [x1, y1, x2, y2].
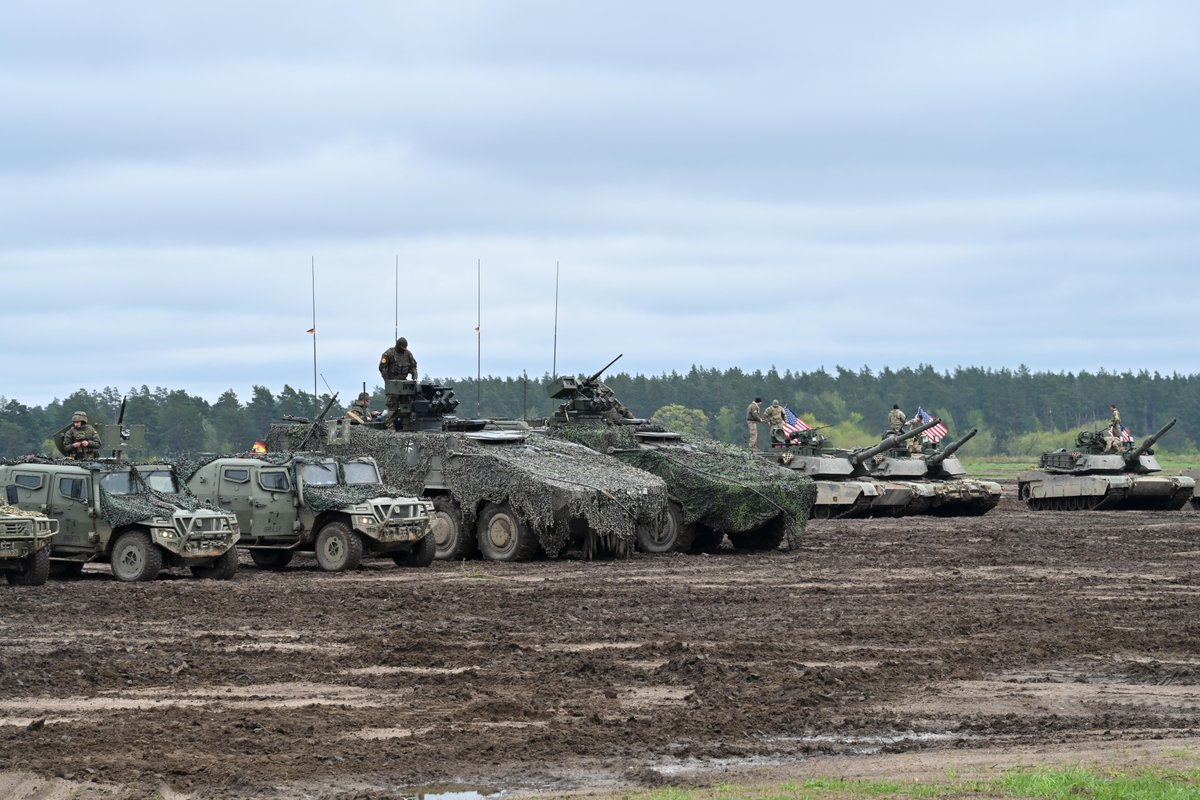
[1125, 418, 1176, 464]
[925, 428, 978, 468]
[549, 354, 635, 423]
[847, 417, 942, 466]
[293, 392, 340, 452]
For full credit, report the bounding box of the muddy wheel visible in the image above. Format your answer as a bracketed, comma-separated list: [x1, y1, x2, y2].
[51, 561, 85, 580]
[110, 531, 163, 582]
[810, 505, 834, 520]
[315, 522, 363, 572]
[637, 501, 693, 554]
[689, 524, 725, 554]
[476, 502, 538, 562]
[430, 496, 475, 560]
[393, 533, 436, 568]
[6, 548, 50, 586]
[250, 549, 294, 570]
[191, 548, 239, 580]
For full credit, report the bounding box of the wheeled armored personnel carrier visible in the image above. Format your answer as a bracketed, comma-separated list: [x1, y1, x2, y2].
[0, 493, 58, 586]
[185, 455, 434, 571]
[1017, 419, 1194, 510]
[267, 381, 669, 562]
[543, 359, 815, 552]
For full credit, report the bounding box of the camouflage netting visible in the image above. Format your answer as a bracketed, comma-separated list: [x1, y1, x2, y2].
[547, 422, 817, 547]
[267, 422, 669, 558]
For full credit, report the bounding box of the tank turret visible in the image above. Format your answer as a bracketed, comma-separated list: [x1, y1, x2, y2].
[846, 418, 942, 467]
[925, 428, 977, 469]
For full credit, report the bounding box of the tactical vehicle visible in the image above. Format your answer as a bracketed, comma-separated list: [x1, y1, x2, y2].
[0, 494, 58, 586]
[1017, 419, 1194, 510]
[543, 358, 816, 551]
[267, 381, 669, 562]
[186, 455, 434, 571]
[0, 459, 241, 581]
[910, 429, 1002, 516]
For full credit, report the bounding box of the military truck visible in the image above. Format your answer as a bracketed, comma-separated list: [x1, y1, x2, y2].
[1017, 419, 1194, 510]
[267, 381, 670, 562]
[0, 459, 241, 581]
[185, 455, 434, 571]
[542, 359, 816, 552]
[0, 493, 58, 586]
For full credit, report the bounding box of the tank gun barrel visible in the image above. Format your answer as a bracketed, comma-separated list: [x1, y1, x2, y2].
[1126, 418, 1176, 462]
[850, 417, 941, 465]
[927, 428, 977, 467]
[585, 353, 623, 385]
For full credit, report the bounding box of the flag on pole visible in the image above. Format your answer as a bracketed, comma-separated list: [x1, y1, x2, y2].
[915, 406, 948, 441]
[782, 406, 811, 436]
[306, 327, 315, 334]
[251, 441, 267, 454]
[1120, 425, 1133, 443]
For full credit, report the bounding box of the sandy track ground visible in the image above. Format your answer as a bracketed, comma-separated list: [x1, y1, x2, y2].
[3, 482, 1200, 798]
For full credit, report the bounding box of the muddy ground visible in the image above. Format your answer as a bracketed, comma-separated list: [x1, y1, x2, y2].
[3, 482, 1200, 798]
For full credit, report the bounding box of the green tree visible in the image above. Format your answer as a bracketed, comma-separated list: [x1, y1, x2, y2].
[650, 404, 711, 439]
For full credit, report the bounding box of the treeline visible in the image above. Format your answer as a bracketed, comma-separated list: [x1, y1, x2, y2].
[3, 364, 1199, 458]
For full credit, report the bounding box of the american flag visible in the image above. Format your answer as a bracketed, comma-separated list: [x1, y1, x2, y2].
[782, 406, 811, 436]
[1120, 425, 1133, 443]
[915, 406, 948, 442]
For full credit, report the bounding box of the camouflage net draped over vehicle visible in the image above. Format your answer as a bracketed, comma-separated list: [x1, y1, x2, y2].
[548, 422, 817, 546]
[267, 422, 669, 558]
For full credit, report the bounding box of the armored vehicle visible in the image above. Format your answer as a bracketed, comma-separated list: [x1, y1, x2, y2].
[186, 455, 434, 571]
[543, 359, 816, 552]
[0, 459, 241, 581]
[267, 381, 669, 562]
[0, 493, 58, 586]
[1017, 419, 1194, 510]
[911, 429, 1002, 516]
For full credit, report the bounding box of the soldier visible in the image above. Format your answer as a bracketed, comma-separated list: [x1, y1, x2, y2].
[888, 404, 907, 434]
[746, 397, 763, 450]
[762, 400, 785, 434]
[379, 337, 418, 423]
[61, 411, 101, 460]
[346, 391, 375, 424]
[1104, 403, 1123, 454]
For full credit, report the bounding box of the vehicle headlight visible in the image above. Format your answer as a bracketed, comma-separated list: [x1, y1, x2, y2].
[356, 515, 376, 527]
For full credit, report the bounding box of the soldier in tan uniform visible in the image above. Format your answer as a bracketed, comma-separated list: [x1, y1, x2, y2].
[888, 404, 907, 434]
[746, 397, 763, 450]
[61, 411, 101, 460]
[762, 400, 785, 435]
[1104, 403, 1123, 454]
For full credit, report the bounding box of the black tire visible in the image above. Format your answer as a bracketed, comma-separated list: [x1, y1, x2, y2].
[6, 548, 50, 586]
[637, 501, 694, 554]
[429, 496, 475, 560]
[50, 560, 85, 580]
[192, 548, 239, 580]
[250, 549, 294, 570]
[315, 521, 363, 572]
[392, 533, 436, 568]
[689, 524, 725, 554]
[476, 502, 538, 562]
[110, 530, 164, 582]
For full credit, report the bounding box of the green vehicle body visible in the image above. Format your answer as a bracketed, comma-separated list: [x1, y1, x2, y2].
[0, 460, 241, 582]
[185, 455, 434, 572]
[0, 497, 59, 586]
[1017, 419, 1194, 511]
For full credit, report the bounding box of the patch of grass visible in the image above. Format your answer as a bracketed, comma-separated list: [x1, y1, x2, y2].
[616, 766, 1200, 800]
[959, 456, 1036, 480]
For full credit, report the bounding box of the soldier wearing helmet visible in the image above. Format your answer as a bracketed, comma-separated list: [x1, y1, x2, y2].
[61, 411, 101, 460]
[379, 337, 418, 423]
[346, 391, 376, 423]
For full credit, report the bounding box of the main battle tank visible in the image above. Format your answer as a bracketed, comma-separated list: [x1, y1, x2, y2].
[541, 358, 816, 552]
[911, 429, 1002, 516]
[1017, 419, 1194, 510]
[267, 381, 669, 562]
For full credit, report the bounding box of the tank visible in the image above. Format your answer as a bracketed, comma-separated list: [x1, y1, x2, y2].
[542, 358, 817, 552]
[1017, 419, 1194, 510]
[913, 429, 1002, 516]
[0, 491, 58, 586]
[266, 382, 669, 562]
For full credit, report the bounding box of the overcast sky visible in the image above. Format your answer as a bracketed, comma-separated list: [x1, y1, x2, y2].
[3, 2, 1197, 406]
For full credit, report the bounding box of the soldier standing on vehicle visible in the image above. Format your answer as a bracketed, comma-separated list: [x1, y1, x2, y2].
[888, 404, 907, 434]
[1104, 403, 1123, 454]
[762, 400, 785, 435]
[379, 337, 418, 422]
[61, 411, 101, 460]
[746, 397, 763, 450]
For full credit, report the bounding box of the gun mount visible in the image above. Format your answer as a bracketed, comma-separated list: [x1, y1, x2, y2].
[926, 429, 978, 468]
[550, 355, 640, 424]
[382, 381, 462, 432]
[1126, 418, 1176, 463]
[847, 418, 941, 466]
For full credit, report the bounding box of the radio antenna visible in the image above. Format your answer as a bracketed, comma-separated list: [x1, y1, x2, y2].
[393, 255, 399, 341]
[552, 261, 559, 380]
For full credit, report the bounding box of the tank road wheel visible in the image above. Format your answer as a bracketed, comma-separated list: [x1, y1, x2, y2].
[110, 531, 164, 582]
[6, 548, 50, 586]
[393, 533, 437, 568]
[476, 502, 538, 562]
[430, 496, 475, 561]
[315, 522, 363, 572]
[191, 548, 239, 580]
[689, 524, 725, 554]
[250, 549, 294, 570]
[638, 501, 694, 554]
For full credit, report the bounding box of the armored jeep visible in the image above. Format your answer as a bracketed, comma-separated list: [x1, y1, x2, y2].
[0, 460, 241, 582]
[0, 492, 59, 586]
[185, 455, 434, 571]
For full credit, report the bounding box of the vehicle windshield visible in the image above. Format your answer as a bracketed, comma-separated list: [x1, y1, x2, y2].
[138, 469, 179, 494]
[100, 468, 180, 495]
[342, 461, 381, 485]
[99, 470, 134, 495]
[299, 460, 338, 487]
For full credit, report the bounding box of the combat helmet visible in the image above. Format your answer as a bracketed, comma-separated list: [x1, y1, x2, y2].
[71, 411, 89, 423]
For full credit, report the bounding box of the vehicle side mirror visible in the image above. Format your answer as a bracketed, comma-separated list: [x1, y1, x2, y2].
[5, 484, 16, 504]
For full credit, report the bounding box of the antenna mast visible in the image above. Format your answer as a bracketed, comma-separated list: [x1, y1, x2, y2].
[552, 261, 559, 379]
[311, 257, 318, 401]
[476, 258, 482, 415]
[394, 255, 399, 341]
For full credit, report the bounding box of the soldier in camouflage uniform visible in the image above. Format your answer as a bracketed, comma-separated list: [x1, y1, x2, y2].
[1104, 403, 1123, 454]
[346, 391, 376, 423]
[61, 411, 101, 460]
[888, 404, 907, 434]
[762, 400, 785, 435]
[379, 337, 418, 424]
[746, 397, 763, 450]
